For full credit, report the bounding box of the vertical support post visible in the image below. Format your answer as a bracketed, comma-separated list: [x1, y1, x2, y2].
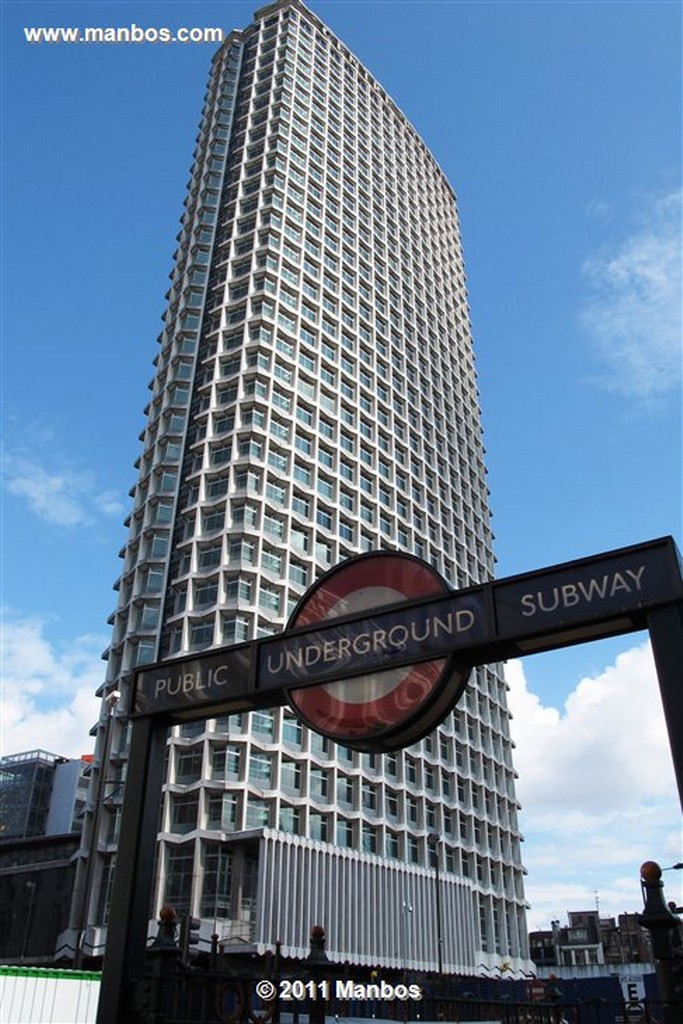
[646, 605, 683, 810]
[638, 861, 683, 1024]
[96, 715, 169, 1024]
[306, 925, 329, 1024]
[429, 834, 444, 975]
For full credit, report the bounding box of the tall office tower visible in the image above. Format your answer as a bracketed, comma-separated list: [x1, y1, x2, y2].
[69, 0, 532, 977]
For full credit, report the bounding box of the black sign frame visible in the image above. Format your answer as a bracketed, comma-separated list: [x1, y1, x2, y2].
[98, 537, 683, 1024]
[133, 537, 681, 718]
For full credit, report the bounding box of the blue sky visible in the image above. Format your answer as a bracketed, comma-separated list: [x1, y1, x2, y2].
[1, 0, 681, 932]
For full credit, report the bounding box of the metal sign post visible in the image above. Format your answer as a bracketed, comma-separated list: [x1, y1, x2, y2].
[96, 537, 683, 1023]
[96, 716, 169, 1024]
[646, 604, 683, 801]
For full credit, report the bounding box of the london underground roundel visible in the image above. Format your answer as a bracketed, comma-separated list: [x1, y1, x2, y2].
[286, 551, 471, 752]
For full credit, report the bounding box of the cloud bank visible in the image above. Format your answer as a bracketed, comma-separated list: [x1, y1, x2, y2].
[506, 643, 681, 930]
[1, 614, 106, 758]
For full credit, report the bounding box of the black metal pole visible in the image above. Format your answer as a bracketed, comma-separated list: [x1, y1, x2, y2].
[20, 880, 37, 963]
[429, 835, 444, 975]
[646, 605, 683, 809]
[96, 715, 169, 1024]
[306, 925, 330, 1024]
[638, 861, 683, 1024]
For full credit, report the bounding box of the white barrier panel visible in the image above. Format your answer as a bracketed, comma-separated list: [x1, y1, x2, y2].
[0, 967, 101, 1024]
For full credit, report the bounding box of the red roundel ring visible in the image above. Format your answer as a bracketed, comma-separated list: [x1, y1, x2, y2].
[286, 551, 471, 752]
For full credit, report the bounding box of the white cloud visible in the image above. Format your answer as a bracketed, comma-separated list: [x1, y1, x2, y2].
[0, 613, 106, 759]
[580, 188, 682, 403]
[506, 644, 682, 930]
[1, 447, 125, 528]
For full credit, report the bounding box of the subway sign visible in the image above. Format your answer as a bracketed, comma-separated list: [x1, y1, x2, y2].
[133, 537, 683, 744]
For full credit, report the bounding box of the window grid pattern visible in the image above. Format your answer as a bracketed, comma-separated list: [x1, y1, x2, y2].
[83, 0, 530, 975]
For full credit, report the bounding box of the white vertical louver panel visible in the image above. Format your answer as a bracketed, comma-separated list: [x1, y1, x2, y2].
[254, 830, 479, 970]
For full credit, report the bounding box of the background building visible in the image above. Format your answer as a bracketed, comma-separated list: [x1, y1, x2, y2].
[0, 750, 91, 964]
[0, 750, 90, 842]
[529, 911, 654, 969]
[0, 751, 57, 842]
[66, 0, 532, 975]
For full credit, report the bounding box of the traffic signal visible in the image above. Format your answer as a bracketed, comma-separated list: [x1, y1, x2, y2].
[180, 915, 201, 960]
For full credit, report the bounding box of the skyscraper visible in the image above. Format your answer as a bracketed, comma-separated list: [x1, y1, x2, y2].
[68, 0, 532, 976]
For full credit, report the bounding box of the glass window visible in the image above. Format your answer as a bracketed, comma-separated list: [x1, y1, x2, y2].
[292, 493, 310, 516]
[222, 616, 250, 644]
[289, 562, 308, 587]
[336, 776, 353, 806]
[245, 797, 271, 828]
[262, 549, 282, 574]
[150, 534, 169, 558]
[361, 825, 377, 853]
[211, 744, 239, 780]
[336, 818, 352, 847]
[139, 603, 159, 630]
[309, 767, 328, 800]
[316, 509, 333, 530]
[309, 812, 328, 842]
[263, 513, 284, 537]
[279, 805, 301, 834]
[154, 502, 174, 524]
[195, 581, 218, 608]
[280, 760, 302, 793]
[259, 585, 281, 613]
[201, 844, 233, 917]
[295, 433, 312, 455]
[249, 752, 272, 786]
[199, 545, 222, 570]
[145, 568, 164, 592]
[164, 846, 194, 915]
[315, 540, 332, 564]
[361, 783, 376, 813]
[206, 793, 239, 832]
[291, 527, 309, 552]
[191, 620, 214, 648]
[282, 716, 303, 747]
[386, 833, 399, 860]
[207, 477, 229, 499]
[203, 508, 225, 533]
[176, 748, 203, 783]
[252, 710, 274, 738]
[226, 577, 253, 603]
[171, 792, 199, 834]
[134, 639, 155, 666]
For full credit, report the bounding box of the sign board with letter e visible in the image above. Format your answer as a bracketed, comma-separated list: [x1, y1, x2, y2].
[619, 974, 646, 1023]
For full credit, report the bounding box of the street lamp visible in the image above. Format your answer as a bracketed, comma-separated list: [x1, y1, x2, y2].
[401, 899, 413, 976]
[428, 834, 444, 975]
[21, 880, 37, 963]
